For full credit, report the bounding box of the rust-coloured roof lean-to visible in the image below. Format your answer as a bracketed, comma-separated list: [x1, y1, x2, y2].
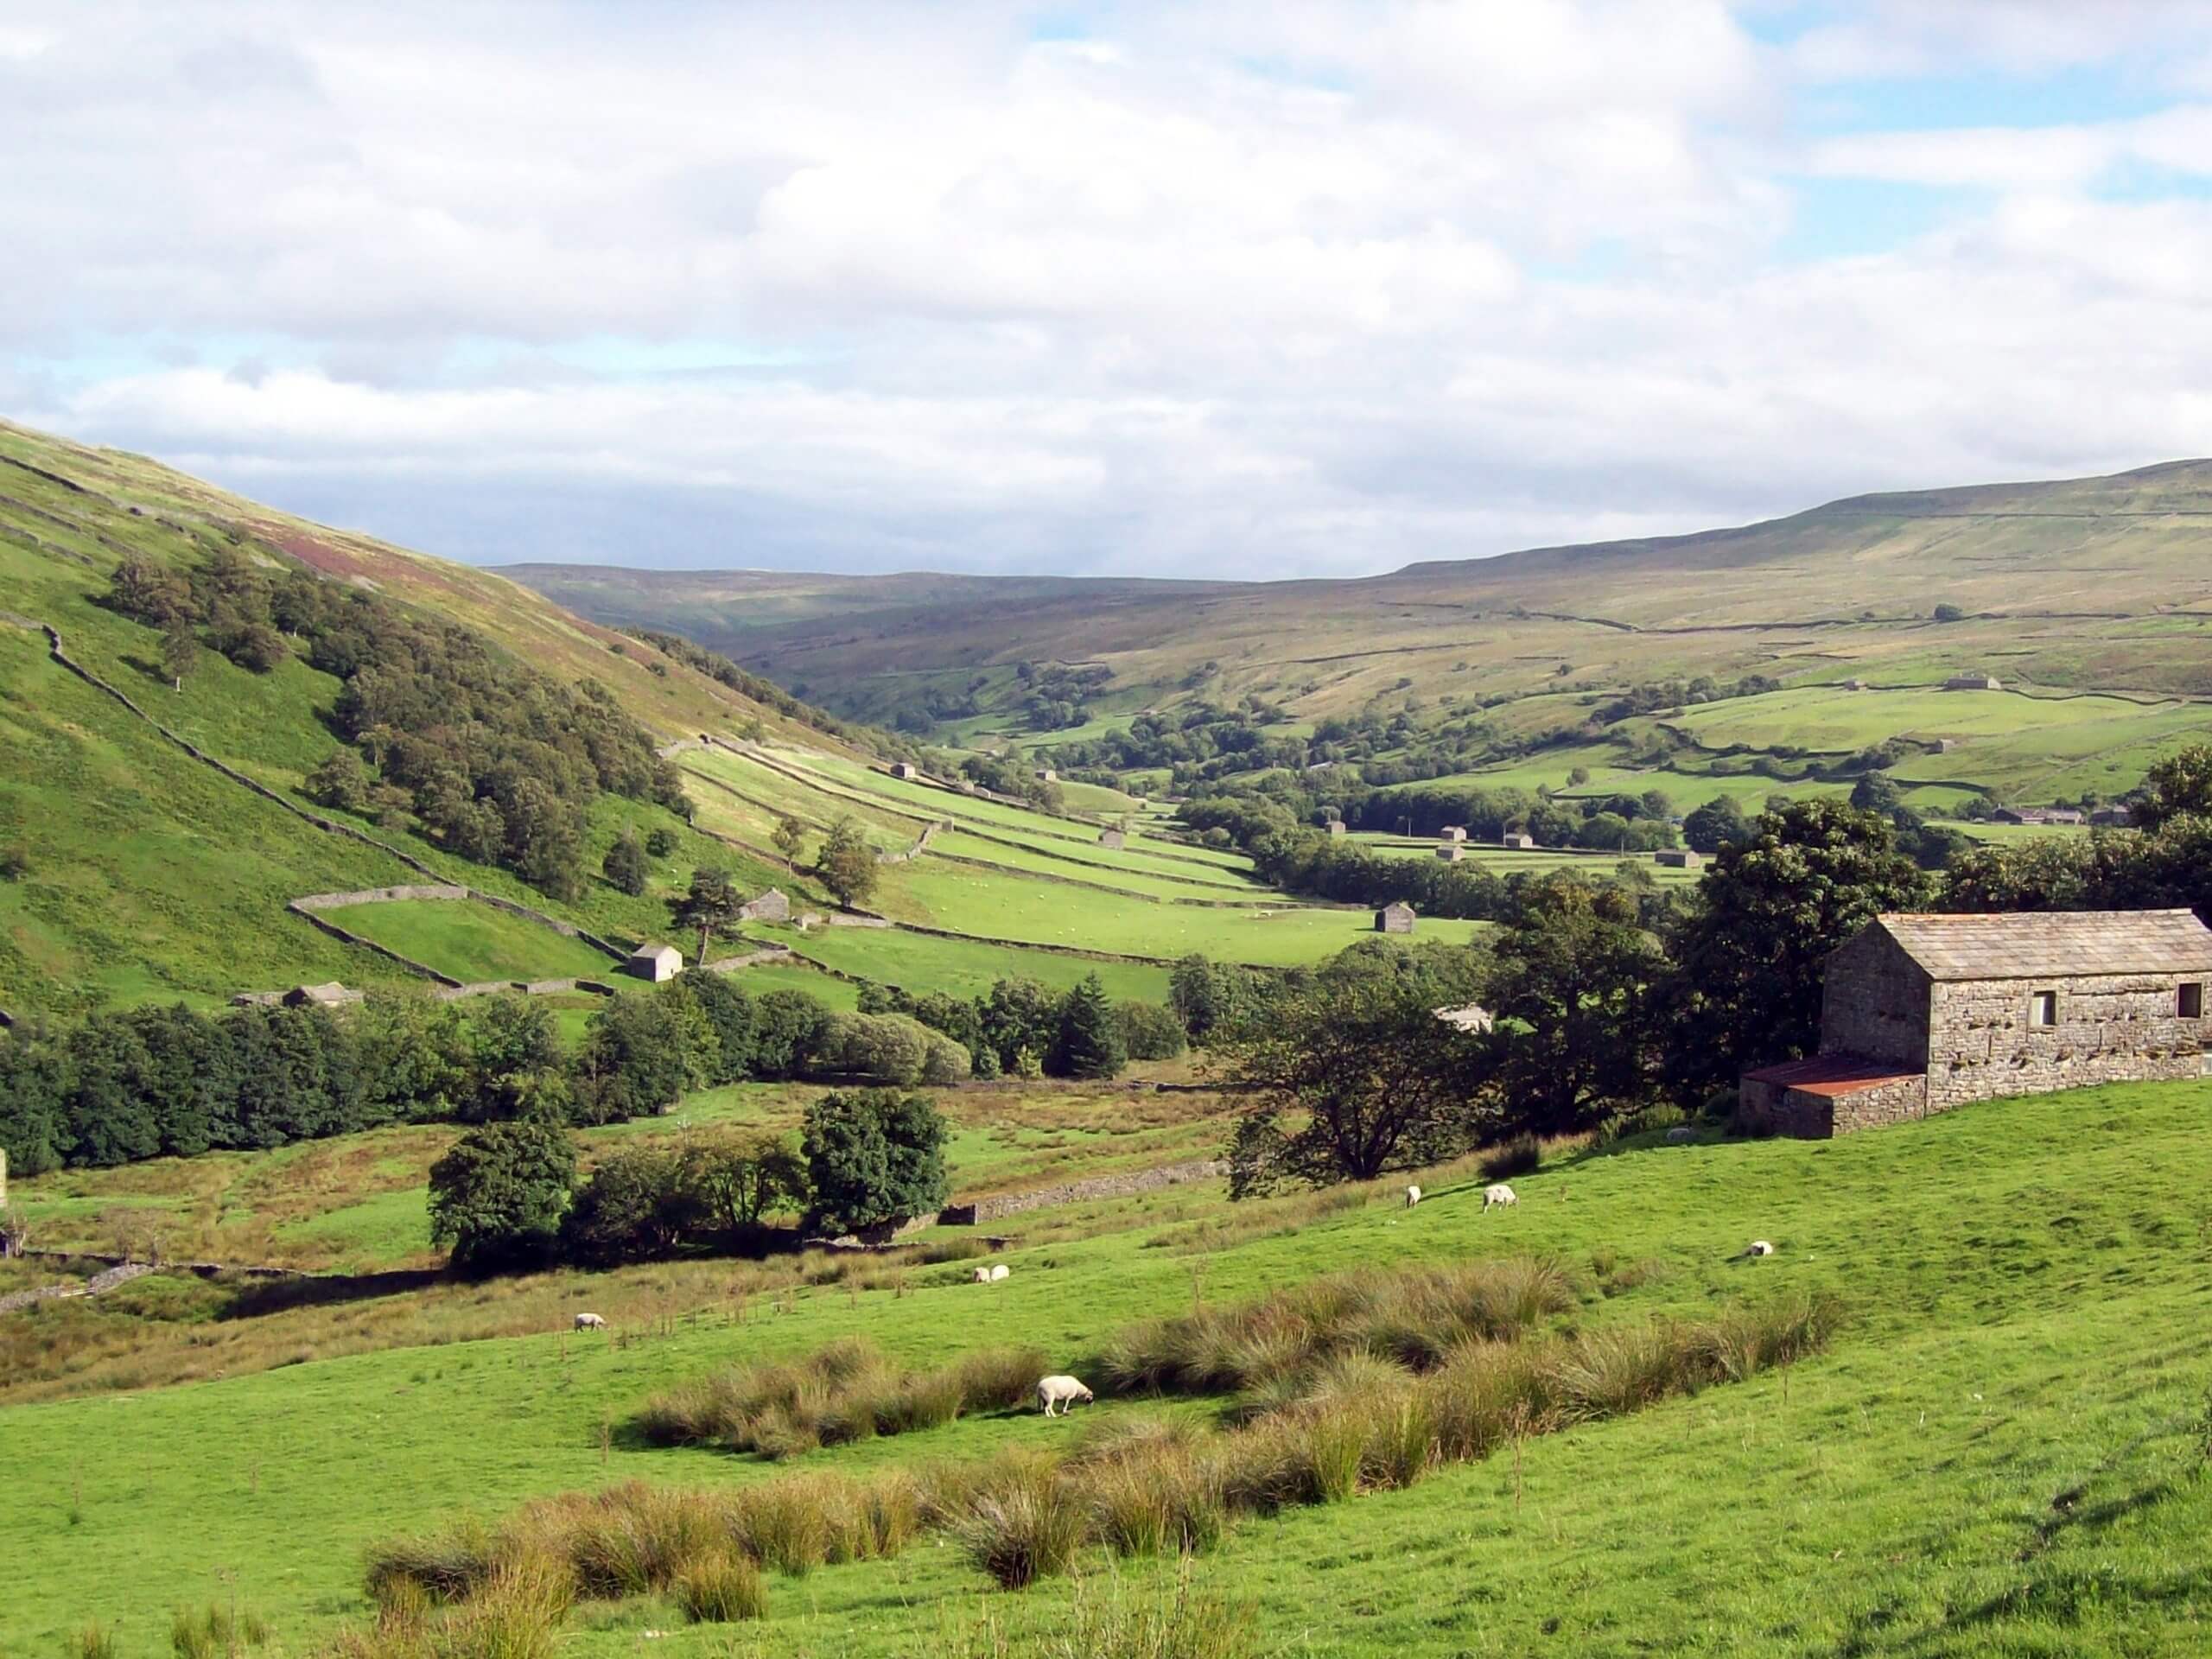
[1868, 910, 2212, 982]
[1739, 1053, 1923, 1096]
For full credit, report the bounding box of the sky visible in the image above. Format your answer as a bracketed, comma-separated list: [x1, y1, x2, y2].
[8, 1, 2212, 580]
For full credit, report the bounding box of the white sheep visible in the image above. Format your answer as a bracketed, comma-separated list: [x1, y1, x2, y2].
[1745, 1240, 1776, 1258]
[573, 1313, 607, 1331]
[1034, 1374, 1095, 1416]
[1405, 1185, 1422, 1209]
[972, 1267, 993, 1284]
[989, 1263, 1011, 1281]
[1483, 1183, 1518, 1210]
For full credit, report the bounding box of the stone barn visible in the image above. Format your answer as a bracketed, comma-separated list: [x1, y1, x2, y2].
[891, 762, 921, 780]
[1325, 821, 1348, 837]
[1033, 767, 1058, 784]
[1435, 843, 1463, 862]
[1741, 910, 2212, 1137]
[1376, 901, 1416, 934]
[738, 888, 791, 923]
[1654, 849, 1703, 870]
[1500, 832, 1535, 850]
[626, 943, 684, 982]
[1439, 826, 1468, 842]
[1098, 828, 1127, 850]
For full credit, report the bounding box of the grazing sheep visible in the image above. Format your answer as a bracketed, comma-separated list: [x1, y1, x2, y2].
[1483, 1183, 1518, 1210]
[1405, 1185, 1422, 1209]
[972, 1267, 993, 1284]
[1745, 1240, 1776, 1258]
[1666, 1126, 1697, 1144]
[989, 1263, 1011, 1281]
[1034, 1374, 1095, 1417]
[573, 1313, 607, 1331]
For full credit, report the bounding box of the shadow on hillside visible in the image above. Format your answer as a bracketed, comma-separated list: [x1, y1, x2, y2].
[217, 1267, 446, 1320]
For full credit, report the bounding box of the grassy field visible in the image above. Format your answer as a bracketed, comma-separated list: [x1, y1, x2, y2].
[752, 923, 1174, 1002]
[6, 1077, 2212, 1655]
[315, 899, 621, 983]
[925, 829, 1264, 902]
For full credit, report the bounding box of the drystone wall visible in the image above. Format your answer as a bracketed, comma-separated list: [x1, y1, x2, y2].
[1924, 973, 2210, 1109]
[940, 1159, 1227, 1225]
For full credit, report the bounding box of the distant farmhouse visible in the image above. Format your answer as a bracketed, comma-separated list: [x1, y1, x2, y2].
[1376, 901, 1416, 934]
[1654, 849, 1703, 870]
[1741, 910, 2212, 1137]
[738, 888, 791, 922]
[1944, 673, 2003, 691]
[1992, 807, 2084, 826]
[626, 943, 684, 982]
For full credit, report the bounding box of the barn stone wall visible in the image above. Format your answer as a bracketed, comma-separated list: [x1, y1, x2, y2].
[1737, 1075, 1930, 1139]
[1820, 931, 1931, 1069]
[1924, 973, 2210, 1109]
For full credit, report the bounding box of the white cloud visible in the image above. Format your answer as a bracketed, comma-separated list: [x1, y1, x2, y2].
[6, 1, 2212, 577]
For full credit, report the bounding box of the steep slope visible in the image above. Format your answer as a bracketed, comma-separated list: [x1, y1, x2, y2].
[0, 419, 866, 1018]
[508, 459, 2212, 729]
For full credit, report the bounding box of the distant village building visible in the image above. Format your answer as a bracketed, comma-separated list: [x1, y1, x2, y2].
[1376, 901, 1416, 935]
[1740, 910, 2212, 1138]
[2091, 807, 2133, 827]
[1439, 826, 1468, 843]
[1325, 821, 1349, 837]
[1098, 828, 1127, 850]
[1653, 849, 1703, 870]
[1435, 843, 1464, 862]
[1944, 674, 2003, 691]
[1033, 768, 1058, 784]
[626, 944, 684, 982]
[890, 762, 921, 780]
[738, 888, 791, 923]
[1993, 808, 2085, 827]
[1500, 832, 1536, 850]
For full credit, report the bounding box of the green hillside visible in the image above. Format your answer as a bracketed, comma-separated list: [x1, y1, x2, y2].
[5, 1078, 2209, 1654]
[509, 460, 2212, 814]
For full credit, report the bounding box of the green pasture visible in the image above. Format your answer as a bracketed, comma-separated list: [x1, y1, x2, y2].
[868, 855, 1484, 965]
[1657, 683, 2208, 755]
[7, 1079, 2212, 1655]
[315, 899, 620, 984]
[682, 749, 921, 849]
[747, 923, 1173, 1003]
[715, 961, 867, 1010]
[1353, 838, 1705, 887]
[926, 829, 1262, 903]
[940, 822, 1257, 887]
[1889, 704, 2212, 803]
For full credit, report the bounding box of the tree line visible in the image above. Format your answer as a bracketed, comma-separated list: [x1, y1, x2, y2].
[105, 547, 688, 899]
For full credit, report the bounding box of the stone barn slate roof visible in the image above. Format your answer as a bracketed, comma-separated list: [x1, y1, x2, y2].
[1867, 910, 2212, 982]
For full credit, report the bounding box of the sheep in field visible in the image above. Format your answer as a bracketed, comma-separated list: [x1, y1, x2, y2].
[1405, 1185, 1421, 1209]
[989, 1263, 1011, 1281]
[972, 1267, 993, 1284]
[1035, 1375, 1095, 1416]
[1483, 1183, 1517, 1210]
[573, 1313, 607, 1331]
[1745, 1240, 1776, 1258]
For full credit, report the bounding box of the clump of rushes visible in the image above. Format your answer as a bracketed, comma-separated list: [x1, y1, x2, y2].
[673, 1551, 767, 1624]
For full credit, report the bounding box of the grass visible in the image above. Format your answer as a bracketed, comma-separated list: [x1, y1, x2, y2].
[9, 1077, 2212, 1654]
[314, 899, 618, 983]
[753, 922, 1174, 1002]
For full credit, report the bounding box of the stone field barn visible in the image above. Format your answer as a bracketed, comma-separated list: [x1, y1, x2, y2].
[1741, 910, 2212, 1137]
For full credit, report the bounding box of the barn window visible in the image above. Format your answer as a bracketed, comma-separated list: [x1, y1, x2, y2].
[2031, 991, 2058, 1028]
[2183, 983, 2206, 1020]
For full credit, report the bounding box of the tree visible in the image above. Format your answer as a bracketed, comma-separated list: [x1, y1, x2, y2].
[602, 831, 649, 897]
[1848, 772, 1902, 815]
[571, 988, 709, 1124]
[813, 815, 880, 907]
[1052, 974, 1126, 1079]
[1681, 796, 1751, 855]
[802, 1089, 949, 1232]
[1483, 880, 1663, 1134]
[1932, 603, 1966, 622]
[1116, 1001, 1187, 1061]
[685, 1133, 810, 1233]
[559, 1147, 700, 1264]
[306, 749, 371, 813]
[1219, 973, 1492, 1195]
[1661, 799, 1934, 1100]
[160, 621, 200, 691]
[668, 866, 746, 964]
[772, 815, 807, 862]
[428, 1119, 576, 1274]
[645, 827, 680, 859]
[2134, 744, 2212, 833]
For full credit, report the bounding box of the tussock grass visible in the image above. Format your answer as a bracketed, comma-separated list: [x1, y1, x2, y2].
[171, 1603, 270, 1659]
[937, 1565, 1257, 1659]
[950, 1459, 1089, 1590]
[68, 1622, 117, 1659]
[672, 1549, 766, 1623]
[1478, 1134, 1545, 1180]
[638, 1336, 1050, 1459]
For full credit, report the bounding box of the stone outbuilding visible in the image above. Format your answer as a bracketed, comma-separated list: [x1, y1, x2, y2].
[1435, 843, 1464, 862]
[1500, 832, 1535, 850]
[1033, 767, 1058, 784]
[738, 888, 791, 922]
[1993, 807, 2084, 826]
[1439, 826, 1468, 843]
[1098, 828, 1127, 850]
[1376, 901, 1416, 934]
[891, 762, 921, 780]
[1325, 821, 1348, 837]
[1740, 910, 2212, 1137]
[626, 943, 684, 982]
[283, 982, 363, 1008]
[1654, 849, 1704, 870]
[1945, 673, 2003, 691]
